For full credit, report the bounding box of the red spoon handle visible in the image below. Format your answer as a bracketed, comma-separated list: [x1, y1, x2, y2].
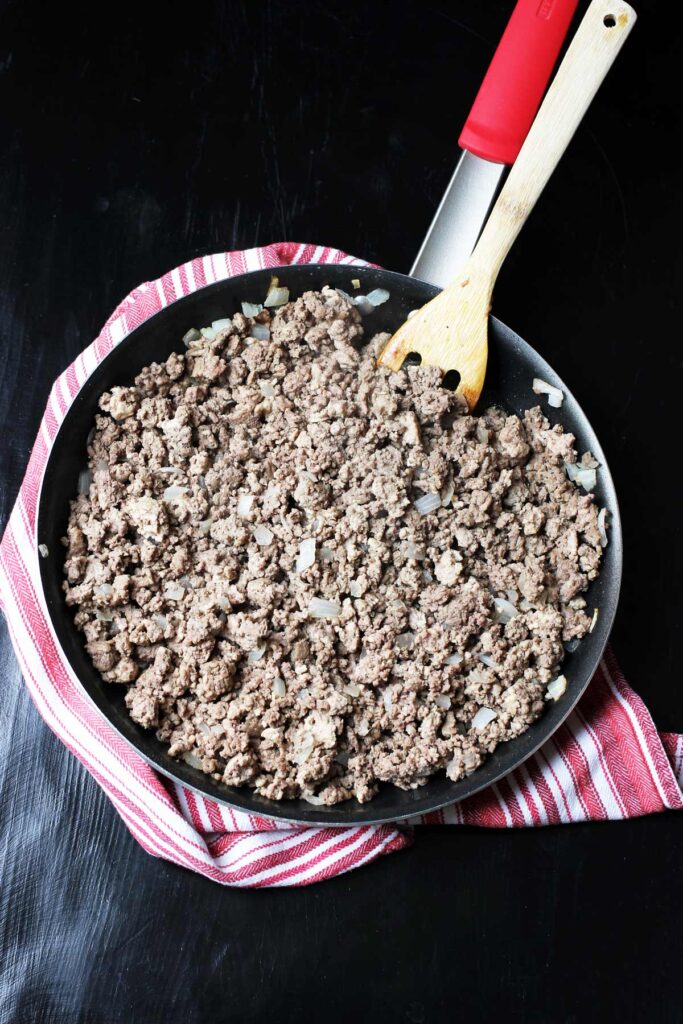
[459, 0, 579, 165]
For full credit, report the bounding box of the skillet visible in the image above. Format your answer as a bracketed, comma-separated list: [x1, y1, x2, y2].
[35, 261, 622, 826]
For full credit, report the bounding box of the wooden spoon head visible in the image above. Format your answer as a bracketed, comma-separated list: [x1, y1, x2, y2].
[377, 274, 491, 410]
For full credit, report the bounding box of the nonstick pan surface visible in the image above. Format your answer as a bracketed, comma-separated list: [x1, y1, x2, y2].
[37, 263, 622, 825]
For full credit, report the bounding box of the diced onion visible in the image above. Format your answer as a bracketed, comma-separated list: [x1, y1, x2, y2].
[272, 677, 286, 698]
[365, 288, 390, 307]
[163, 485, 188, 502]
[564, 638, 580, 653]
[413, 493, 441, 516]
[357, 719, 370, 737]
[200, 327, 216, 341]
[292, 733, 314, 764]
[264, 277, 290, 308]
[493, 597, 518, 624]
[532, 377, 564, 408]
[154, 614, 169, 630]
[445, 653, 463, 666]
[565, 462, 597, 491]
[182, 751, 203, 769]
[296, 537, 316, 573]
[248, 646, 266, 664]
[343, 682, 360, 697]
[241, 302, 263, 317]
[95, 583, 113, 596]
[472, 707, 497, 729]
[156, 466, 177, 474]
[263, 485, 278, 507]
[434, 694, 451, 710]
[237, 494, 253, 516]
[199, 519, 211, 535]
[251, 325, 271, 341]
[349, 580, 362, 598]
[38, 543, 49, 558]
[253, 526, 273, 546]
[576, 468, 597, 490]
[382, 688, 393, 713]
[95, 608, 114, 621]
[395, 632, 415, 650]
[78, 469, 93, 494]
[476, 424, 489, 443]
[478, 653, 500, 670]
[308, 597, 341, 618]
[589, 607, 599, 633]
[546, 675, 568, 701]
[440, 480, 455, 506]
[182, 328, 201, 346]
[164, 584, 184, 600]
[302, 791, 325, 806]
[258, 379, 275, 397]
[353, 295, 374, 315]
[598, 508, 608, 547]
[211, 318, 232, 331]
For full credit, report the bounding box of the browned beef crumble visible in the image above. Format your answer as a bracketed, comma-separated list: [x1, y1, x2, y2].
[63, 287, 605, 805]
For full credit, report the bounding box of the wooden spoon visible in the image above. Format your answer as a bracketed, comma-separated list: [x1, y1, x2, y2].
[378, 0, 636, 409]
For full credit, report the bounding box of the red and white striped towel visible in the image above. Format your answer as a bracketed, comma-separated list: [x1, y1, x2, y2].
[1, 242, 681, 888]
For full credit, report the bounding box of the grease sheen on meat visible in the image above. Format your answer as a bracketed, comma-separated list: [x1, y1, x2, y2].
[63, 287, 605, 805]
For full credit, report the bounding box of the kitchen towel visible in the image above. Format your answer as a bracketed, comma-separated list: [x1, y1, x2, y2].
[1, 241, 681, 888]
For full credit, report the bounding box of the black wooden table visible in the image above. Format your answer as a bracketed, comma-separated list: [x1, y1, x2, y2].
[1, 2, 681, 1021]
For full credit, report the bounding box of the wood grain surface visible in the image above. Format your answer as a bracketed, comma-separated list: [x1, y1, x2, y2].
[1, 2, 682, 1022]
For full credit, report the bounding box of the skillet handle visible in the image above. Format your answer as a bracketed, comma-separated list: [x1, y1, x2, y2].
[460, 0, 579, 165]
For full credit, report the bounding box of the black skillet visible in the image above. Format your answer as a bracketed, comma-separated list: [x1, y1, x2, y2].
[36, 262, 622, 826]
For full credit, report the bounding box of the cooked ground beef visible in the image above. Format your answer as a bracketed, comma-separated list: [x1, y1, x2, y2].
[63, 287, 605, 805]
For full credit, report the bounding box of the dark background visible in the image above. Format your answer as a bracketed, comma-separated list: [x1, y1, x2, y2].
[1, 1, 681, 1021]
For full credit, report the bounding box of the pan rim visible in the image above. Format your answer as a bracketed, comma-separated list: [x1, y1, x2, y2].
[35, 263, 623, 826]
